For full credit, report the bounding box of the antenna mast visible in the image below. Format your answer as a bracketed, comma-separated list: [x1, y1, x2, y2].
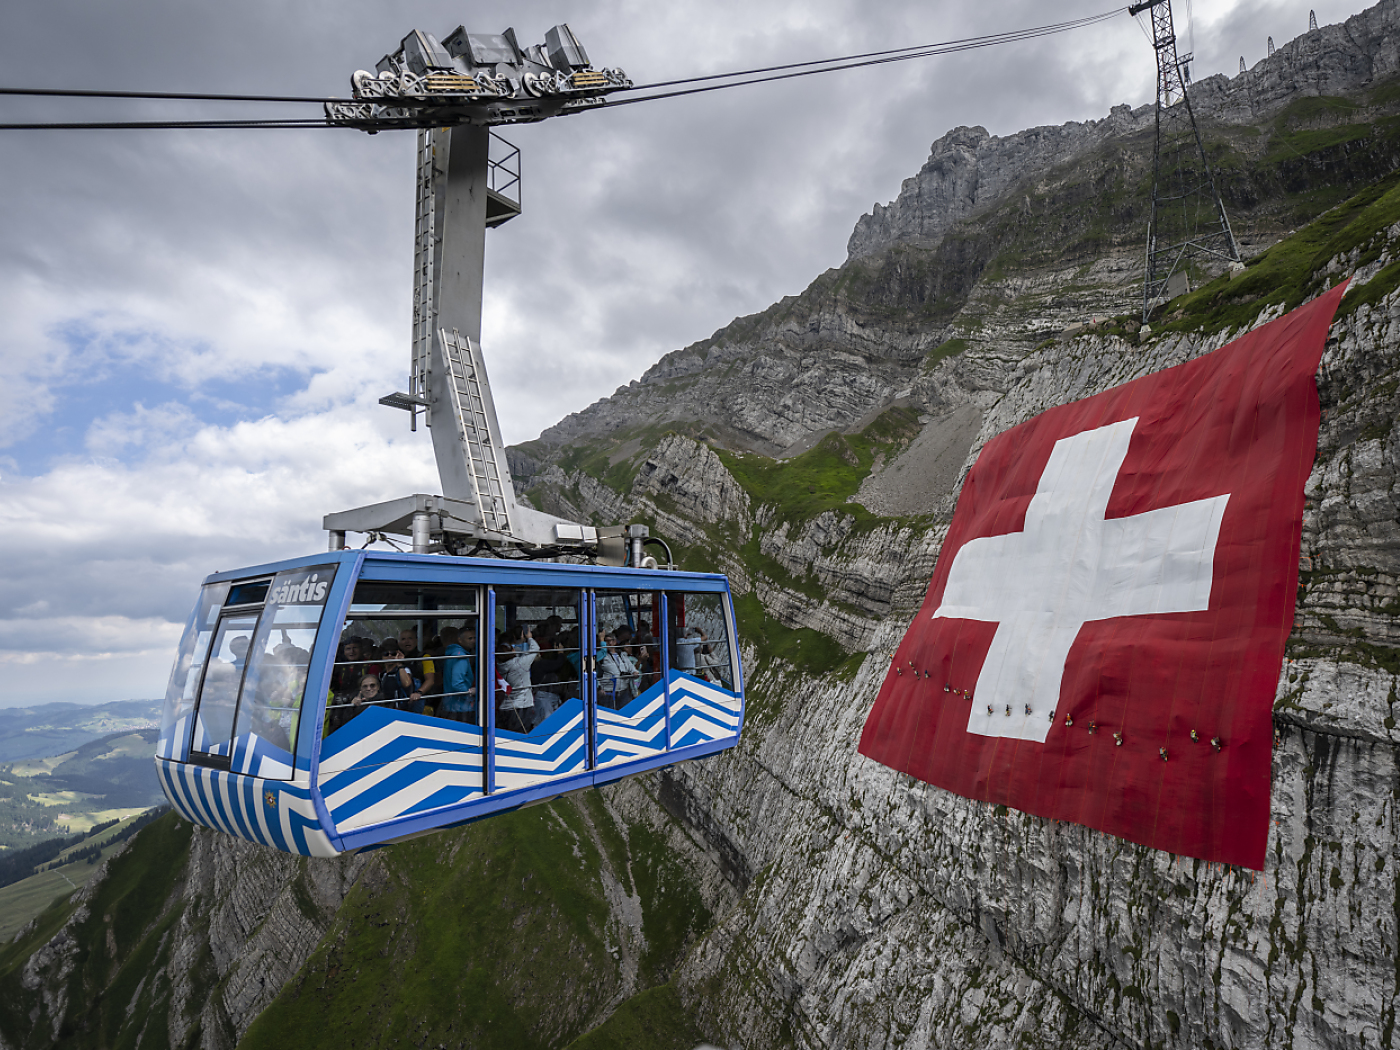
[1130, 0, 1241, 322]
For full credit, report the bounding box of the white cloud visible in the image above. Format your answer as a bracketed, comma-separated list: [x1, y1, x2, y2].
[0, 0, 1377, 705]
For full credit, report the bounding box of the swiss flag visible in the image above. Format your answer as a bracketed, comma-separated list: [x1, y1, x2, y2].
[859, 284, 1348, 869]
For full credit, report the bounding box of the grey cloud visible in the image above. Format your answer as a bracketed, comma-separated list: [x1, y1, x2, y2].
[0, 0, 1371, 704]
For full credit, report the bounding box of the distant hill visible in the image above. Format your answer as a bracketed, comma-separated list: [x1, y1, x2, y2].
[0, 725, 165, 847]
[0, 700, 161, 763]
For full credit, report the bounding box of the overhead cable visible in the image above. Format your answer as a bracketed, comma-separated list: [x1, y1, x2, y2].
[0, 86, 341, 104]
[0, 7, 1126, 130]
[0, 118, 337, 130]
[621, 8, 1127, 93]
[602, 8, 1127, 110]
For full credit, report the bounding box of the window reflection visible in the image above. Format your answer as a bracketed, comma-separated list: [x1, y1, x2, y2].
[492, 587, 582, 735]
[191, 613, 258, 756]
[668, 592, 735, 691]
[595, 591, 663, 710]
[159, 582, 229, 761]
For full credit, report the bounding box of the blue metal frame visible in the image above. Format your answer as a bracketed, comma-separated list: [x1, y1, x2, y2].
[159, 549, 742, 856]
[660, 592, 672, 747]
[485, 585, 496, 794]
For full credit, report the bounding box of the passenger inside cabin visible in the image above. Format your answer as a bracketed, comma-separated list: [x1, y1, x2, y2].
[599, 627, 639, 706]
[674, 626, 703, 672]
[378, 647, 424, 714]
[398, 627, 439, 697]
[531, 633, 571, 721]
[328, 673, 381, 732]
[497, 625, 537, 731]
[438, 625, 478, 722]
[331, 636, 367, 697]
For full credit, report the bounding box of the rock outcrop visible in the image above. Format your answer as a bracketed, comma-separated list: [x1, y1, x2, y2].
[848, 0, 1400, 262]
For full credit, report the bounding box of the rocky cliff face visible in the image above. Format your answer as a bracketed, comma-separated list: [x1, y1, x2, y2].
[511, 7, 1400, 1044]
[643, 278, 1400, 1049]
[0, 814, 368, 1049]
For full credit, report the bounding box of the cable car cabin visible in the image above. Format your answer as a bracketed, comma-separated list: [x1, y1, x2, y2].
[153, 551, 744, 857]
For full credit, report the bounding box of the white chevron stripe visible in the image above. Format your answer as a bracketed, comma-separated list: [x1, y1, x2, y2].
[495, 761, 585, 790]
[669, 705, 740, 734]
[321, 720, 485, 775]
[495, 733, 586, 775]
[219, 775, 242, 838]
[165, 765, 201, 827]
[594, 719, 665, 744]
[325, 747, 483, 811]
[670, 713, 739, 743]
[201, 770, 237, 838]
[596, 745, 656, 766]
[668, 673, 737, 704]
[322, 741, 486, 795]
[493, 712, 584, 754]
[669, 683, 744, 708]
[669, 685, 740, 709]
[335, 767, 488, 830]
[597, 695, 664, 726]
[190, 769, 231, 836]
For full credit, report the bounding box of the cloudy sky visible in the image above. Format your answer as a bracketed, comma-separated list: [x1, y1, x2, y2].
[0, 0, 1367, 706]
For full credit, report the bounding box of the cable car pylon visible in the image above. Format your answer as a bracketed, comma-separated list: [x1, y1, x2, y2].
[320, 25, 649, 564]
[1129, 0, 1242, 322]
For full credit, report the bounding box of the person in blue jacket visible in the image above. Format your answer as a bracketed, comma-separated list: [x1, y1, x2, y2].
[439, 624, 478, 722]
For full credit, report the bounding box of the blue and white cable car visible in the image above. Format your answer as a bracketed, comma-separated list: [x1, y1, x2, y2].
[155, 550, 744, 856]
[153, 22, 749, 855]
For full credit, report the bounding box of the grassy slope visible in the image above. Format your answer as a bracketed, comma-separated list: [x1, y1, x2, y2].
[562, 983, 706, 1050]
[240, 791, 714, 1050]
[1157, 167, 1400, 335]
[0, 812, 153, 940]
[0, 811, 194, 1050]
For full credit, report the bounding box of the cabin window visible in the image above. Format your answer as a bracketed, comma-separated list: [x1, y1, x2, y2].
[330, 580, 482, 731]
[594, 590, 662, 710]
[189, 612, 260, 759]
[159, 581, 230, 761]
[668, 592, 736, 691]
[491, 586, 583, 736]
[230, 565, 339, 764]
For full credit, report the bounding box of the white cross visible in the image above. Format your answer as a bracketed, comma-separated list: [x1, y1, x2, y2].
[934, 417, 1230, 743]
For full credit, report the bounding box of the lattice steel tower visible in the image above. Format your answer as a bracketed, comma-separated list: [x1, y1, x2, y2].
[1130, 0, 1241, 321]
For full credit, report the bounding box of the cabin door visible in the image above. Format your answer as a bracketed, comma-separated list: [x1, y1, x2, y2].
[591, 589, 668, 768]
[489, 585, 589, 792]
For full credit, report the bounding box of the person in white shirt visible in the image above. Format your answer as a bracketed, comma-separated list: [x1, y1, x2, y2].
[497, 625, 539, 731]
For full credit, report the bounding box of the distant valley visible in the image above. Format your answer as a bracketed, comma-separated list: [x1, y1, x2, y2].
[0, 699, 164, 846]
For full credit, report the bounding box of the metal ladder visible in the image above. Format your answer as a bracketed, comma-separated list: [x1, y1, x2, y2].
[438, 329, 514, 535]
[410, 128, 438, 417]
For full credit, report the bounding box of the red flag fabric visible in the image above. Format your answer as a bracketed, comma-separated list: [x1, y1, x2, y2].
[859, 285, 1347, 869]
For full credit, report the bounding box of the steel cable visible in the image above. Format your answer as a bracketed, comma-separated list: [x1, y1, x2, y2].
[0, 8, 1127, 130]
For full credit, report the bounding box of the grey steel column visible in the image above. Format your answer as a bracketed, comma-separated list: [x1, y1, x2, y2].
[427, 125, 491, 503]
